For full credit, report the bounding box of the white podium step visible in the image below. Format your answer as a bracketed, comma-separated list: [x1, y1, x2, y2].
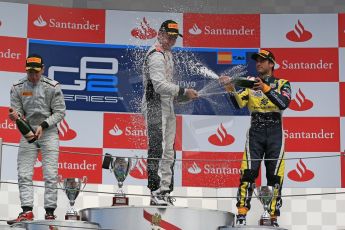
[219, 225, 287, 230]
[80, 206, 235, 230]
[12, 220, 100, 229]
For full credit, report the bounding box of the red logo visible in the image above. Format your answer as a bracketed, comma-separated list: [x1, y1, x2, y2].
[58, 119, 77, 141]
[33, 147, 103, 183]
[143, 210, 181, 230]
[339, 14, 345, 47]
[28, 5, 105, 43]
[283, 117, 340, 152]
[289, 88, 313, 111]
[183, 13, 260, 48]
[182, 152, 255, 187]
[130, 157, 148, 179]
[269, 48, 338, 82]
[288, 159, 314, 182]
[208, 123, 235, 146]
[0, 106, 21, 143]
[131, 17, 157, 40]
[340, 83, 345, 117]
[0, 36, 26, 73]
[286, 20, 312, 42]
[103, 113, 147, 149]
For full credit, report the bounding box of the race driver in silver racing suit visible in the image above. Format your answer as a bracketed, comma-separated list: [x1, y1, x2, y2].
[7, 54, 66, 225]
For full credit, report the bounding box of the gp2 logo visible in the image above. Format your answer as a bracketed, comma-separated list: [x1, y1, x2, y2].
[48, 57, 118, 92]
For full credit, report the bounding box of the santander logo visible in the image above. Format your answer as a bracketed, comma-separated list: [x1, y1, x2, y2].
[188, 162, 202, 174]
[286, 20, 312, 42]
[109, 124, 123, 136]
[58, 119, 77, 141]
[130, 157, 148, 179]
[131, 17, 157, 40]
[289, 88, 313, 111]
[33, 15, 47, 27]
[189, 24, 202, 35]
[288, 159, 314, 182]
[208, 123, 235, 146]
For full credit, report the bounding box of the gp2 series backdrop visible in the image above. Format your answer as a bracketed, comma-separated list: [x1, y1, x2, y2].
[0, 2, 344, 188]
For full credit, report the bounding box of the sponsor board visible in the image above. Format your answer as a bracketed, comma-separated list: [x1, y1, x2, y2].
[270, 48, 339, 82]
[33, 147, 103, 183]
[58, 110, 103, 148]
[0, 2, 28, 38]
[285, 82, 339, 117]
[182, 151, 259, 187]
[105, 10, 182, 47]
[183, 13, 260, 48]
[28, 4, 105, 43]
[261, 14, 338, 47]
[182, 115, 250, 152]
[283, 152, 341, 187]
[0, 36, 27, 73]
[0, 106, 21, 143]
[283, 117, 340, 152]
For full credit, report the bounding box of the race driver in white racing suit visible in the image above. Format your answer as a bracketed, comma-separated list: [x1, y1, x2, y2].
[7, 54, 66, 224]
[142, 20, 198, 206]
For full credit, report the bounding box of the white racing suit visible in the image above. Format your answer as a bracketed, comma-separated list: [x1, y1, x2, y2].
[142, 42, 185, 192]
[10, 75, 66, 210]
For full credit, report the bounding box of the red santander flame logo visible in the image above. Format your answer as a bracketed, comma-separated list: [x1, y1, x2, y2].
[131, 17, 157, 40]
[58, 119, 77, 141]
[208, 123, 235, 146]
[130, 157, 148, 179]
[288, 159, 314, 182]
[289, 88, 313, 111]
[286, 20, 312, 42]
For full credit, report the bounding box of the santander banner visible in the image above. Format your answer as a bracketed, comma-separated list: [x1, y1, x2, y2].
[183, 13, 260, 48]
[182, 151, 250, 187]
[103, 113, 147, 149]
[28, 4, 105, 43]
[0, 106, 21, 143]
[103, 113, 182, 151]
[283, 117, 340, 152]
[0, 36, 26, 73]
[33, 147, 103, 183]
[270, 48, 339, 82]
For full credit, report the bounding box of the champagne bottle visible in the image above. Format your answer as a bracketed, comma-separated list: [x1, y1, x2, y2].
[9, 108, 40, 147]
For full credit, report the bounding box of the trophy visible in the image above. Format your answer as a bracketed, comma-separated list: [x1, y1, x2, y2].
[59, 176, 87, 220]
[254, 185, 277, 226]
[102, 153, 136, 206]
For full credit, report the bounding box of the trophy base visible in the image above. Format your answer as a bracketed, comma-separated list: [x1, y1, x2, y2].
[112, 196, 129, 206]
[259, 218, 272, 226]
[65, 214, 81, 220]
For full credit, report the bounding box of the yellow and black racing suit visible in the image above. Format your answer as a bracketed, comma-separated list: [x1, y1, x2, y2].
[229, 75, 291, 217]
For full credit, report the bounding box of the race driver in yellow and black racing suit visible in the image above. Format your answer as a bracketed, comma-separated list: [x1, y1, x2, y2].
[219, 49, 292, 227]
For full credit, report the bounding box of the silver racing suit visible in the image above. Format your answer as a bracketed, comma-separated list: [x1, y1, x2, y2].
[142, 41, 185, 192]
[10, 75, 66, 210]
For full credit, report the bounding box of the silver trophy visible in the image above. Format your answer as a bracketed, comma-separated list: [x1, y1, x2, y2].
[59, 176, 87, 220]
[102, 154, 136, 206]
[254, 185, 276, 226]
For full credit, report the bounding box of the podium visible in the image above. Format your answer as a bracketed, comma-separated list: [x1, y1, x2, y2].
[12, 220, 100, 230]
[80, 206, 235, 230]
